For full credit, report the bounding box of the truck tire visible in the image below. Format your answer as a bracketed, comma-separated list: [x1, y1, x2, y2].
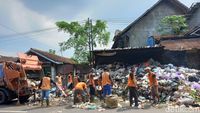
[0, 89, 7, 104]
[19, 95, 29, 104]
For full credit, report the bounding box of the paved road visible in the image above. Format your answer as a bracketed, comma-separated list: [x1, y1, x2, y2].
[0, 101, 199, 113]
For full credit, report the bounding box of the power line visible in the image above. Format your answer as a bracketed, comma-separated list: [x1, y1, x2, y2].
[0, 27, 57, 39]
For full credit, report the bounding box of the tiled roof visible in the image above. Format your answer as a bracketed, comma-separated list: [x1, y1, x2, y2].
[28, 48, 76, 64]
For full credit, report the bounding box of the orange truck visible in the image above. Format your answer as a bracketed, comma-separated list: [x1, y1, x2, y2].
[0, 53, 43, 104]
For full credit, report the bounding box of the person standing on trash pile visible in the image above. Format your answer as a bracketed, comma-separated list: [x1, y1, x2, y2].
[74, 80, 89, 105]
[67, 72, 73, 90]
[55, 73, 63, 97]
[88, 73, 96, 102]
[127, 69, 139, 107]
[100, 67, 113, 98]
[39, 72, 56, 107]
[74, 73, 80, 86]
[145, 67, 159, 104]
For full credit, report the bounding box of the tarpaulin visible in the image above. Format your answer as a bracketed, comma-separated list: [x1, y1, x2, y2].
[0, 64, 4, 78]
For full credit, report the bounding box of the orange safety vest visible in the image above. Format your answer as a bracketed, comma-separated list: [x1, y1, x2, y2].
[127, 75, 136, 87]
[101, 72, 111, 86]
[68, 74, 73, 83]
[75, 82, 87, 90]
[56, 76, 62, 86]
[41, 77, 51, 90]
[148, 72, 158, 87]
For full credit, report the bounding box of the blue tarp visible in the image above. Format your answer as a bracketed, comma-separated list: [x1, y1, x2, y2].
[0, 64, 4, 78]
[146, 36, 155, 47]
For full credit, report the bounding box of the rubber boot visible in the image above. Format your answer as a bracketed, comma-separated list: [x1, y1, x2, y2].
[46, 99, 50, 107]
[41, 99, 44, 107]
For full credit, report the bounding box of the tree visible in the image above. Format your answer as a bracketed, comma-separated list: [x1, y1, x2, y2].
[48, 49, 56, 54]
[157, 15, 188, 35]
[56, 20, 110, 63]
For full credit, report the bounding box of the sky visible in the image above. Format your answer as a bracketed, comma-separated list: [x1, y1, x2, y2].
[0, 0, 199, 57]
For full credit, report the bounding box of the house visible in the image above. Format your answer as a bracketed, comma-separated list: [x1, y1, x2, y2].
[187, 2, 200, 30]
[26, 48, 76, 79]
[112, 0, 189, 49]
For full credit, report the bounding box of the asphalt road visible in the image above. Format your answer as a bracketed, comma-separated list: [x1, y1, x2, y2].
[0, 101, 199, 113]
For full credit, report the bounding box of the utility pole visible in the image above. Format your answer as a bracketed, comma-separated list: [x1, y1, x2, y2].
[87, 18, 92, 66]
[90, 19, 94, 68]
[87, 18, 94, 68]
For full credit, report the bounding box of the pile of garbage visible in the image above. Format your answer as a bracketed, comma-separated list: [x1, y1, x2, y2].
[95, 59, 200, 107]
[72, 102, 106, 111]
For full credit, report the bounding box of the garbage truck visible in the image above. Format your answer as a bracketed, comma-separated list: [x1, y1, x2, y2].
[0, 53, 43, 104]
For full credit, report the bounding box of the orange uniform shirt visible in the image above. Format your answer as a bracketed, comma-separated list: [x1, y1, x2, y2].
[127, 75, 137, 87]
[148, 72, 158, 87]
[101, 72, 111, 86]
[75, 82, 87, 90]
[40, 77, 51, 90]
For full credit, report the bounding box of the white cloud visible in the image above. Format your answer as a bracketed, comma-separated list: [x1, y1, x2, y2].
[0, 0, 67, 48]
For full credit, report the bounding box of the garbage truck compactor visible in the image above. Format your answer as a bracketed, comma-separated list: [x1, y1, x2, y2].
[0, 53, 42, 104]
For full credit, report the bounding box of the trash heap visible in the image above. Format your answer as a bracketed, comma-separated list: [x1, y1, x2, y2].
[96, 59, 200, 107]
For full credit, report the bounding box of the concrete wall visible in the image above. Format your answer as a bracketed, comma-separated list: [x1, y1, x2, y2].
[121, 1, 185, 48]
[188, 7, 200, 29]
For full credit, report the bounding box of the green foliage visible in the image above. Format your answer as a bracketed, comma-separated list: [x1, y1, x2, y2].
[56, 20, 110, 63]
[157, 15, 188, 35]
[48, 49, 56, 54]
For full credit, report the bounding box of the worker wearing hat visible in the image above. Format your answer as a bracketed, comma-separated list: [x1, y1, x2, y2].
[39, 72, 56, 107]
[145, 67, 159, 104]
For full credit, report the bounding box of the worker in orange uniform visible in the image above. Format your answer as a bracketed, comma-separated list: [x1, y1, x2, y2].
[67, 72, 73, 90]
[55, 73, 63, 97]
[127, 70, 139, 107]
[100, 68, 113, 98]
[74, 73, 80, 86]
[39, 72, 56, 107]
[145, 67, 159, 104]
[88, 73, 96, 102]
[74, 80, 89, 105]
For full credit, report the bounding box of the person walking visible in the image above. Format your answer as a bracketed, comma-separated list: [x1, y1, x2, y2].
[127, 71, 139, 107]
[145, 67, 159, 104]
[39, 72, 56, 107]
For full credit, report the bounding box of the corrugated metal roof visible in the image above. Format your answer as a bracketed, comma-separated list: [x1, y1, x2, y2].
[161, 38, 200, 50]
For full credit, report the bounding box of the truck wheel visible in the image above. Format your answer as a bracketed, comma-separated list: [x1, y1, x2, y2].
[19, 95, 29, 104]
[0, 90, 7, 104]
